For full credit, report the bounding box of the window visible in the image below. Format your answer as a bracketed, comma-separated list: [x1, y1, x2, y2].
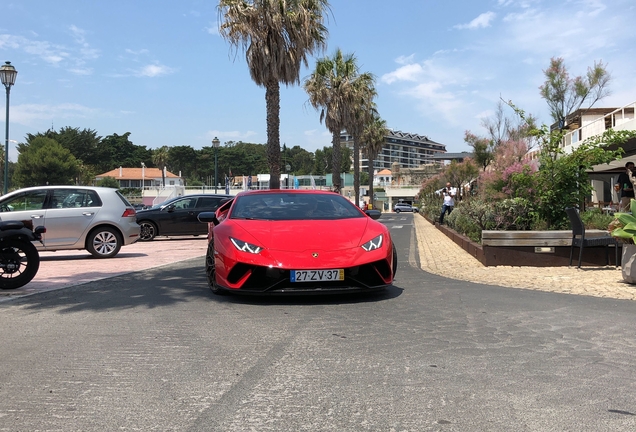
[51, 189, 102, 209]
[196, 197, 223, 209]
[0, 190, 47, 212]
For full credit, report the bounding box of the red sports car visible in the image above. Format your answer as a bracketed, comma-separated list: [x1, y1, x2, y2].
[197, 190, 396, 295]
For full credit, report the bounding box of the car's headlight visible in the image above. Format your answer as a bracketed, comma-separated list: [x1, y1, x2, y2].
[361, 234, 383, 252]
[230, 237, 263, 254]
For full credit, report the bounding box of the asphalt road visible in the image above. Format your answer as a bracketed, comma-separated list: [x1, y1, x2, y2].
[1, 214, 636, 431]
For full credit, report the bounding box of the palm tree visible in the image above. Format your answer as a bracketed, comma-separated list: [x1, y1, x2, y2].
[346, 78, 377, 206]
[361, 114, 388, 208]
[152, 146, 169, 187]
[305, 49, 369, 193]
[218, 0, 330, 189]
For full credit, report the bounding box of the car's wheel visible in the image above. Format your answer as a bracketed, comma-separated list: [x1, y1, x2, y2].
[205, 239, 224, 295]
[86, 227, 122, 258]
[138, 221, 157, 241]
[395, 209, 401, 213]
[392, 242, 398, 278]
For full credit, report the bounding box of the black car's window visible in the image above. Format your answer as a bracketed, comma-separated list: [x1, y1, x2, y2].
[49, 189, 101, 209]
[0, 190, 47, 212]
[196, 197, 223, 209]
[231, 193, 363, 221]
[170, 197, 197, 210]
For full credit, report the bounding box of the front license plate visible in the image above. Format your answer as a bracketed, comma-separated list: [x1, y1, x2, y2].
[290, 269, 344, 282]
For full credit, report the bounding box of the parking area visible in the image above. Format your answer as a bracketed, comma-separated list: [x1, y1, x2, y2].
[0, 237, 209, 301]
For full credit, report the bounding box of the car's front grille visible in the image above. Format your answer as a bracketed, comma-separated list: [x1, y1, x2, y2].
[226, 260, 390, 293]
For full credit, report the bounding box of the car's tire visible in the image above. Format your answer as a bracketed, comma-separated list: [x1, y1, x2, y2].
[205, 239, 225, 295]
[395, 209, 401, 213]
[392, 242, 398, 278]
[0, 239, 40, 290]
[86, 227, 122, 258]
[138, 221, 157, 241]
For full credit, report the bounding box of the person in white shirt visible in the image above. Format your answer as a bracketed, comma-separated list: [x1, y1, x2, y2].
[439, 182, 456, 224]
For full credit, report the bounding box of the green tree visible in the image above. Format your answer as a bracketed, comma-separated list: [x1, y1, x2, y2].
[540, 57, 611, 128]
[510, 102, 625, 228]
[27, 127, 103, 168]
[305, 49, 367, 192]
[13, 137, 79, 187]
[97, 176, 120, 188]
[168, 145, 198, 180]
[360, 114, 388, 201]
[464, 131, 492, 171]
[152, 146, 170, 187]
[218, 0, 330, 189]
[100, 132, 152, 173]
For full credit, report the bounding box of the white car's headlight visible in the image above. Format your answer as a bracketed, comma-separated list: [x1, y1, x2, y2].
[361, 234, 383, 252]
[230, 237, 263, 254]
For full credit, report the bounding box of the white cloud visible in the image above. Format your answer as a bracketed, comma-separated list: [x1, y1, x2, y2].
[381, 63, 424, 84]
[11, 103, 98, 126]
[125, 48, 150, 56]
[206, 22, 219, 35]
[454, 12, 496, 30]
[135, 64, 175, 77]
[205, 130, 258, 142]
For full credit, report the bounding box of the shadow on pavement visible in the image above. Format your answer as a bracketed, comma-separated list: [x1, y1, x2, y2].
[208, 284, 404, 306]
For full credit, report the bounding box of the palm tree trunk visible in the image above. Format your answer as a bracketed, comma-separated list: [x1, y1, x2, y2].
[266, 81, 281, 189]
[353, 133, 360, 206]
[332, 130, 341, 193]
[368, 150, 375, 209]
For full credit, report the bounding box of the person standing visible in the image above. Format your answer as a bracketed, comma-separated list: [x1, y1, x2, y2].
[617, 161, 635, 212]
[439, 182, 456, 224]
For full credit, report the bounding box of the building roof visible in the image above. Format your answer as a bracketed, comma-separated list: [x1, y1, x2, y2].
[377, 169, 392, 175]
[388, 130, 433, 143]
[96, 167, 180, 180]
[431, 152, 474, 161]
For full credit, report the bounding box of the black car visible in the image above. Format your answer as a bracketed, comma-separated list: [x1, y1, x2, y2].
[136, 194, 232, 241]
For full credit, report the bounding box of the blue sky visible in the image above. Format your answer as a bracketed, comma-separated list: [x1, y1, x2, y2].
[2, 0, 636, 163]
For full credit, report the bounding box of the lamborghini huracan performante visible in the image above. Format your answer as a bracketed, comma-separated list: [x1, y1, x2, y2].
[197, 190, 397, 295]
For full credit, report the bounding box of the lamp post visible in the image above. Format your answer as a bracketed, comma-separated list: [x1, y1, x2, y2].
[212, 137, 220, 193]
[141, 161, 146, 189]
[0, 61, 17, 195]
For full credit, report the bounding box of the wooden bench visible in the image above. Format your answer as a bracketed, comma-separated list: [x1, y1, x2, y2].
[481, 230, 612, 247]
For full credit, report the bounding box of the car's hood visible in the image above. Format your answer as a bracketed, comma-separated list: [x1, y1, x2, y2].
[231, 219, 377, 252]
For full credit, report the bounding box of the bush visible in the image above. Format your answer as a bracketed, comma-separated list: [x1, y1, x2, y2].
[580, 208, 614, 230]
[445, 197, 537, 243]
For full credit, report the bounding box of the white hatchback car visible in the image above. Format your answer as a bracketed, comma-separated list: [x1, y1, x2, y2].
[0, 186, 140, 258]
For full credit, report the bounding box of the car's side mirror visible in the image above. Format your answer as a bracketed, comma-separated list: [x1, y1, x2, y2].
[198, 211, 220, 226]
[365, 209, 382, 220]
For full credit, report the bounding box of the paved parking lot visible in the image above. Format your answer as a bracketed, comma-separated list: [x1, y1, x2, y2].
[0, 237, 209, 301]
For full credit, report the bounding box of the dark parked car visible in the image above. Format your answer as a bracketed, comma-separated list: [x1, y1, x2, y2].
[136, 194, 232, 241]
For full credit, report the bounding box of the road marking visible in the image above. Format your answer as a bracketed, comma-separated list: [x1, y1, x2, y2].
[393, 225, 403, 229]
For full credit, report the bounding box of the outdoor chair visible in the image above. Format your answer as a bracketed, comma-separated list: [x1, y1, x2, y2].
[565, 207, 618, 268]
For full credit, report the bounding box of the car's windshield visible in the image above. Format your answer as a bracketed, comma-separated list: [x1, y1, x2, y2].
[230, 193, 363, 221]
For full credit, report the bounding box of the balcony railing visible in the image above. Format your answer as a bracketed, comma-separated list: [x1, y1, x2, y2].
[562, 100, 636, 151]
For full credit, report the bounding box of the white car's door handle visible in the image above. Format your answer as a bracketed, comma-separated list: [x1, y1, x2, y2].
[30, 215, 44, 219]
[82, 212, 95, 216]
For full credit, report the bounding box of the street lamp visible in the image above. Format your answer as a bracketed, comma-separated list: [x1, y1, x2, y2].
[285, 163, 291, 189]
[212, 137, 220, 193]
[0, 61, 17, 195]
[141, 161, 146, 189]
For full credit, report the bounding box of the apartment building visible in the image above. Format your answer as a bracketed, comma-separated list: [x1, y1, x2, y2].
[341, 129, 447, 172]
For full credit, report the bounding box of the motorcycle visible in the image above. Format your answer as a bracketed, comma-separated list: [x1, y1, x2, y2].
[0, 220, 46, 290]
